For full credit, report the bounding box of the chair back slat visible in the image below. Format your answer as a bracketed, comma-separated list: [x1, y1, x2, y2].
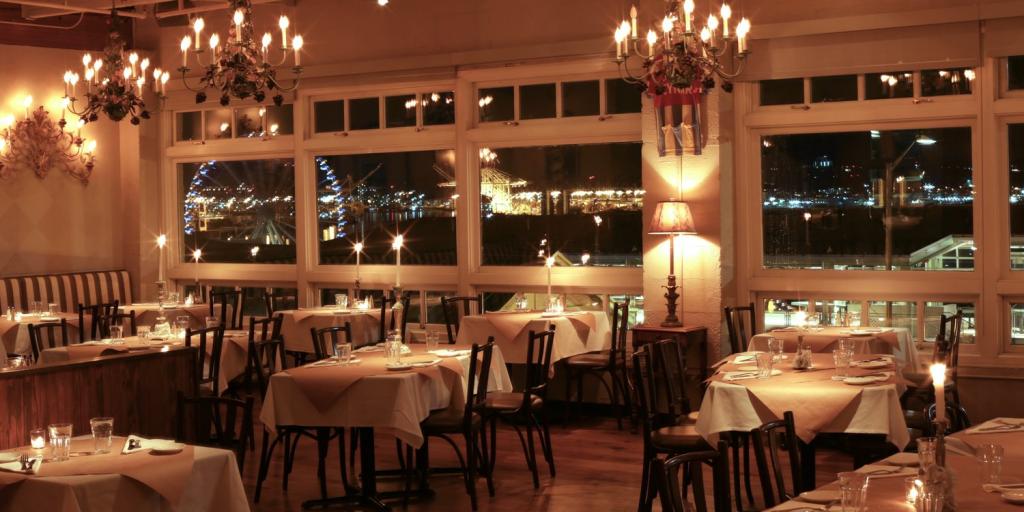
[247, 314, 284, 395]
[185, 325, 225, 395]
[653, 338, 694, 420]
[176, 392, 253, 472]
[523, 327, 555, 406]
[209, 289, 243, 330]
[379, 293, 411, 343]
[465, 339, 495, 429]
[656, 440, 731, 512]
[441, 295, 483, 345]
[28, 319, 70, 361]
[78, 301, 119, 342]
[936, 311, 963, 379]
[724, 302, 757, 355]
[263, 290, 298, 316]
[310, 322, 353, 361]
[751, 411, 803, 508]
[110, 310, 137, 336]
[607, 299, 630, 370]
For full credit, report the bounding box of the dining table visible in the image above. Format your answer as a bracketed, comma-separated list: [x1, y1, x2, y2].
[0, 312, 88, 357]
[768, 418, 1024, 511]
[277, 307, 382, 354]
[696, 352, 910, 487]
[119, 303, 214, 330]
[455, 310, 610, 365]
[259, 342, 513, 510]
[748, 326, 922, 373]
[0, 436, 248, 511]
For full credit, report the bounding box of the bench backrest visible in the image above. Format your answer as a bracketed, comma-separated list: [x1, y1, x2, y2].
[0, 270, 133, 314]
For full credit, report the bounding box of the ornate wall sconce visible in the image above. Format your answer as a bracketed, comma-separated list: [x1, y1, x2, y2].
[0, 99, 96, 185]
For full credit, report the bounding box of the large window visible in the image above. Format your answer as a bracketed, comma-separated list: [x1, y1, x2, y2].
[761, 127, 973, 270]
[1010, 124, 1024, 269]
[479, 142, 643, 267]
[316, 150, 457, 265]
[180, 159, 296, 263]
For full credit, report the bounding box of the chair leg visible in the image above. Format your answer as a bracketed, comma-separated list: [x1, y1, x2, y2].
[525, 420, 540, 488]
[637, 451, 655, 512]
[610, 370, 622, 430]
[731, 434, 743, 512]
[283, 431, 298, 491]
[478, 428, 495, 497]
[563, 368, 573, 425]
[489, 417, 499, 480]
[348, 427, 359, 477]
[534, 412, 556, 477]
[316, 428, 330, 500]
[466, 432, 479, 511]
[254, 428, 280, 503]
[743, 437, 755, 509]
[576, 373, 585, 420]
[335, 428, 352, 491]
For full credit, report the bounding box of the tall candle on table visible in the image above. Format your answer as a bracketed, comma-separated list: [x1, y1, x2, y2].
[192, 248, 202, 285]
[156, 234, 167, 283]
[353, 241, 363, 294]
[930, 363, 947, 424]
[545, 256, 555, 303]
[392, 235, 403, 288]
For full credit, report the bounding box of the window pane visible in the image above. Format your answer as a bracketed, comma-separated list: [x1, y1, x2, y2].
[424, 291, 457, 324]
[921, 68, 974, 96]
[180, 159, 296, 264]
[759, 78, 804, 106]
[866, 301, 917, 338]
[1009, 56, 1024, 91]
[562, 80, 600, 117]
[520, 83, 556, 120]
[480, 142, 643, 267]
[762, 127, 973, 270]
[1012, 303, 1024, 345]
[865, 72, 913, 100]
[319, 288, 350, 307]
[479, 86, 514, 122]
[811, 299, 863, 326]
[385, 94, 417, 128]
[316, 150, 457, 265]
[349, 97, 380, 130]
[267, 104, 293, 136]
[810, 75, 857, 103]
[234, 107, 263, 138]
[204, 109, 232, 140]
[924, 302, 975, 343]
[606, 78, 642, 114]
[762, 299, 812, 330]
[423, 91, 454, 126]
[314, 100, 345, 133]
[176, 111, 202, 142]
[1011, 124, 1024, 269]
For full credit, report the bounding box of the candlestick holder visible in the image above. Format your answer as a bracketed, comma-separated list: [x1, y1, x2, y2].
[920, 419, 956, 512]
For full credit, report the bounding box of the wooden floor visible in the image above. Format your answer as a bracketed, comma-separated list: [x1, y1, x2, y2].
[242, 414, 856, 511]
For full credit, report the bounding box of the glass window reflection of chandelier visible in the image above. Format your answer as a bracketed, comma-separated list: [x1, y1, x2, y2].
[61, 9, 163, 126]
[178, 0, 303, 107]
[613, 1, 751, 93]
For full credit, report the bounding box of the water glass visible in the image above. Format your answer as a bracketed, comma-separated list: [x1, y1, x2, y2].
[833, 346, 853, 380]
[168, 292, 180, 304]
[48, 423, 72, 462]
[47, 303, 59, 316]
[336, 342, 353, 364]
[915, 488, 944, 512]
[837, 471, 868, 512]
[386, 334, 403, 365]
[755, 352, 774, 378]
[425, 330, 440, 352]
[175, 316, 190, 335]
[205, 316, 220, 329]
[90, 417, 114, 454]
[137, 325, 151, 340]
[109, 325, 124, 342]
[766, 337, 784, 363]
[6, 356, 27, 369]
[335, 294, 349, 310]
[917, 437, 937, 467]
[977, 443, 1005, 484]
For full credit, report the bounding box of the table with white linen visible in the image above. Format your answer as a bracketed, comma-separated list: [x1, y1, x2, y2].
[120, 303, 217, 330]
[278, 308, 381, 354]
[0, 437, 248, 512]
[455, 310, 610, 365]
[0, 313, 87, 356]
[749, 326, 921, 373]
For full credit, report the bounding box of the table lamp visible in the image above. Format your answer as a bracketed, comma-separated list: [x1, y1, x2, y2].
[649, 199, 696, 327]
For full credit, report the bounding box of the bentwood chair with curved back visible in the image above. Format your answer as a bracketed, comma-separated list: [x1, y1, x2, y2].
[724, 302, 757, 356]
[750, 411, 804, 510]
[28, 319, 70, 362]
[245, 314, 285, 396]
[263, 290, 298, 317]
[109, 310, 137, 337]
[440, 295, 484, 345]
[209, 289, 244, 330]
[176, 392, 254, 473]
[482, 327, 556, 489]
[563, 298, 631, 428]
[184, 325, 225, 397]
[379, 293, 411, 343]
[655, 439, 732, 512]
[78, 301, 119, 342]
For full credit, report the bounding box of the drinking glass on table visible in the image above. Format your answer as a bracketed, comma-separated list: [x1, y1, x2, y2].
[977, 443, 1005, 484]
[335, 294, 349, 310]
[336, 342, 353, 364]
[47, 303, 59, 316]
[175, 316, 191, 336]
[205, 316, 220, 329]
[386, 330, 404, 364]
[837, 471, 868, 512]
[109, 324, 124, 342]
[48, 423, 72, 462]
[917, 437, 937, 467]
[832, 344, 853, 380]
[755, 352, 774, 378]
[90, 417, 114, 454]
[137, 325, 151, 341]
[766, 337, 784, 363]
[425, 330, 440, 352]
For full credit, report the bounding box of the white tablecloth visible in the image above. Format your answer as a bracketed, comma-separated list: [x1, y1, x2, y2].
[455, 311, 610, 365]
[278, 308, 381, 354]
[121, 303, 213, 330]
[749, 327, 921, 373]
[0, 444, 248, 512]
[0, 313, 85, 356]
[260, 345, 513, 448]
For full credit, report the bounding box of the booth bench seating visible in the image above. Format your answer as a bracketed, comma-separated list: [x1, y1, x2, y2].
[0, 269, 133, 313]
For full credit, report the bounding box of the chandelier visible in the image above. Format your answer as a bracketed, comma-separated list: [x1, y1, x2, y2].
[0, 102, 96, 185]
[613, 1, 751, 94]
[61, 9, 164, 126]
[178, 0, 303, 107]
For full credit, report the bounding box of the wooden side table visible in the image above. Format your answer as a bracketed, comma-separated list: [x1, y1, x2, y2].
[631, 324, 709, 406]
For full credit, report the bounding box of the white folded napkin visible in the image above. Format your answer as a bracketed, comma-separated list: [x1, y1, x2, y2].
[431, 349, 471, 357]
[355, 344, 411, 354]
[966, 417, 1024, 435]
[122, 435, 162, 454]
[855, 464, 917, 479]
[0, 456, 41, 475]
[723, 371, 759, 382]
[732, 353, 759, 364]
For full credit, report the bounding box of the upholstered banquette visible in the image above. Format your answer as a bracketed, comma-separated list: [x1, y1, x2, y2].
[0, 270, 133, 313]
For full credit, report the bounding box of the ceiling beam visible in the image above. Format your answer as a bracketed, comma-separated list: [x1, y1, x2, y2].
[5, 0, 146, 19]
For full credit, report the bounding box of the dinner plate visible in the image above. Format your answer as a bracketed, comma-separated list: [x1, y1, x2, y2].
[843, 375, 887, 385]
[39, 316, 61, 322]
[386, 363, 413, 371]
[885, 452, 920, 466]
[798, 490, 841, 504]
[403, 355, 441, 367]
[149, 441, 185, 454]
[540, 312, 563, 318]
[848, 330, 874, 336]
[1002, 490, 1024, 505]
[856, 360, 892, 369]
[0, 452, 20, 463]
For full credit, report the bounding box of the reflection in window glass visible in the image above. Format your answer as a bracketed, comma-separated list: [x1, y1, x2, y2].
[762, 299, 811, 330]
[810, 75, 857, 103]
[520, 83, 556, 120]
[479, 86, 514, 122]
[349, 98, 380, 130]
[180, 159, 296, 264]
[1009, 56, 1024, 91]
[924, 302, 975, 343]
[479, 143, 643, 267]
[266, 104, 293, 136]
[562, 80, 600, 117]
[481, 292, 644, 328]
[865, 72, 913, 100]
[605, 79, 642, 114]
[867, 301, 917, 338]
[319, 288, 350, 306]
[410, 291, 456, 326]
[208, 286, 296, 317]
[759, 78, 804, 106]
[921, 68, 974, 96]
[1011, 124, 1024, 269]
[423, 92, 455, 126]
[761, 127, 973, 270]
[314, 100, 345, 133]
[316, 150, 457, 266]
[811, 299, 863, 326]
[234, 107, 264, 138]
[385, 94, 417, 128]
[205, 109, 232, 140]
[176, 111, 202, 142]
[1012, 303, 1024, 345]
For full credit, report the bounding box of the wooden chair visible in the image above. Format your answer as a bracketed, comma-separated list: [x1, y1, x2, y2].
[482, 327, 556, 489]
[440, 295, 483, 345]
[310, 322, 354, 361]
[379, 293, 411, 343]
[184, 325, 225, 396]
[750, 411, 803, 509]
[633, 341, 711, 512]
[563, 299, 632, 428]
[209, 289, 244, 330]
[925, 403, 972, 434]
[245, 314, 285, 396]
[109, 310, 137, 337]
[655, 440, 731, 512]
[936, 311, 964, 409]
[724, 302, 757, 355]
[77, 301, 119, 342]
[176, 392, 254, 472]
[263, 290, 298, 316]
[28, 319, 70, 362]
[416, 339, 496, 510]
